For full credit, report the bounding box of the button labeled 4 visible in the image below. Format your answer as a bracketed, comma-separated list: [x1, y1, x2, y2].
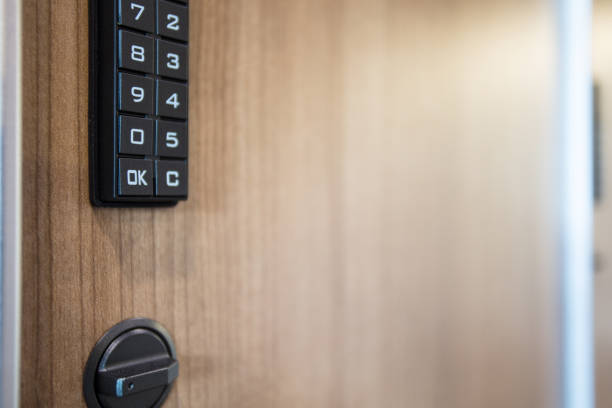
[157, 80, 188, 119]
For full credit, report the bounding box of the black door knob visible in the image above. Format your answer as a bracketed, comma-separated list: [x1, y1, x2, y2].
[83, 318, 179, 408]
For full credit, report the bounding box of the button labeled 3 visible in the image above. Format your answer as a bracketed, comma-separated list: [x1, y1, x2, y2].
[157, 39, 188, 80]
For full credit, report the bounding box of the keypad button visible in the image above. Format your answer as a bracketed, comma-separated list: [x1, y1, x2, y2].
[118, 158, 154, 196]
[158, 1, 189, 42]
[119, 30, 154, 74]
[119, 73, 154, 114]
[119, 0, 155, 32]
[156, 160, 188, 197]
[157, 40, 188, 80]
[157, 120, 187, 158]
[119, 116, 154, 156]
[157, 80, 188, 119]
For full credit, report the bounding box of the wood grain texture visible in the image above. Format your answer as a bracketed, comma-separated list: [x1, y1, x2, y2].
[21, 1, 561, 407]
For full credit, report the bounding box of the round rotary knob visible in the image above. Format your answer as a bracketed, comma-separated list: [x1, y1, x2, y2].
[83, 318, 179, 408]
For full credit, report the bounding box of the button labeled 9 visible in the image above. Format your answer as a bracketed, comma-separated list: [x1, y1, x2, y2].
[119, 73, 154, 114]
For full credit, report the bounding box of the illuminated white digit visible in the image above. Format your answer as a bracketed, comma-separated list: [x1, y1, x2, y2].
[167, 14, 180, 31]
[131, 3, 145, 20]
[131, 86, 145, 103]
[130, 129, 145, 145]
[167, 53, 180, 70]
[165, 131, 179, 148]
[166, 93, 180, 109]
[131, 45, 145, 62]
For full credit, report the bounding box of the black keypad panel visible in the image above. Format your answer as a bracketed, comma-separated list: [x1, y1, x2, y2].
[90, 0, 188, 206]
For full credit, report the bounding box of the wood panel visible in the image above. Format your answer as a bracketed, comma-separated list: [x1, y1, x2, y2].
[21, 1, 561, 407]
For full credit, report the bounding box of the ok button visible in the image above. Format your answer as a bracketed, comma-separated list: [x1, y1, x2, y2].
[119, 158, 153, 196]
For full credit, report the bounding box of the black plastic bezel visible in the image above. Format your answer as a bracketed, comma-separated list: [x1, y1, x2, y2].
[89, 0, 188, 207]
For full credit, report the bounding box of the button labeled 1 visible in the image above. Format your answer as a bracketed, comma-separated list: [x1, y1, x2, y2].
[157, 80, 188, 119]
[156, 160, 187, 197]
[118, 158, 154, 196]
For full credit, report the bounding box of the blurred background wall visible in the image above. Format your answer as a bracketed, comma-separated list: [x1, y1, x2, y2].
[593, 1, 612, 406]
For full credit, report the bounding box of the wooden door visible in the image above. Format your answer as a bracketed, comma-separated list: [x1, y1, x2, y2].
[20, 1, 561, 407]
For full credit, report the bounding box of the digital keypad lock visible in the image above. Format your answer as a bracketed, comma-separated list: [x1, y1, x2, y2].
[90, 0, 188, 206]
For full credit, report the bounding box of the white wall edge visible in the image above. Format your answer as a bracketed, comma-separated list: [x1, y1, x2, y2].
[559, 1, 595, 407]
[0, 0, 22, 406]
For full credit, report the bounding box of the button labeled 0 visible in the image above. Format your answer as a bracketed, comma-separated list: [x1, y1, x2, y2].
[119, 116, 154, 155]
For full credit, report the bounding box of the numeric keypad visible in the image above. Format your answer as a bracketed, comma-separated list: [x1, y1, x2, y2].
[90, 0, 189, 206]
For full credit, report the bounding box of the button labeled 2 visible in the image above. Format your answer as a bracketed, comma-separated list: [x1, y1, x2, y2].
[158, 0, 189, 42]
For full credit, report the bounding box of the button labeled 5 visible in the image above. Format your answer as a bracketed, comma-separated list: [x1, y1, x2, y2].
[157, 120, 187, 158]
